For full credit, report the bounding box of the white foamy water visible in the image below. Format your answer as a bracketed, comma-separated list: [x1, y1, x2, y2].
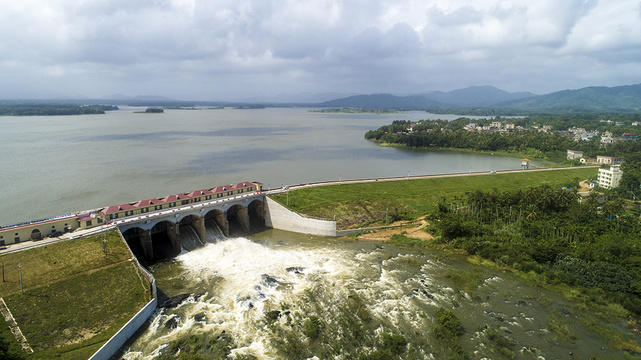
[122, 231, 627, 360]
[124, 237, 375, 359]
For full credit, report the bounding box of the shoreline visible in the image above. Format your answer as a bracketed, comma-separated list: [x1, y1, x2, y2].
[373, 140, 557, 162]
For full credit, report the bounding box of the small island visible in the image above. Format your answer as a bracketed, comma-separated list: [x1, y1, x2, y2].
[0, 104, 118, 116]
[135, 107, 164, 113]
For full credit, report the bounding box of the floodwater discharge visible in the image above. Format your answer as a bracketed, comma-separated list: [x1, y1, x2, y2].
[121, 229, 630, 359]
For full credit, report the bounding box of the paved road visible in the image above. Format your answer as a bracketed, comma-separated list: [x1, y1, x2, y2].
[3, 166, 597, 255]
[266, 165, 599, 194]
[0, 225, 115, 256]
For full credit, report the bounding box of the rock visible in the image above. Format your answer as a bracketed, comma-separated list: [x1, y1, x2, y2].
[261, 274, 280, 288]
[286, 266, 305, 275]
[194, 313, 207, 322]
[216, 330, 229, 341]
[164, 315, 181, 329]
[237, 296, 254, 309]
[162, 294, 191, 308]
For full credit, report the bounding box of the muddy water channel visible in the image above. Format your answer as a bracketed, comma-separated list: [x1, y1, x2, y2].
[122, 230, 631, 359]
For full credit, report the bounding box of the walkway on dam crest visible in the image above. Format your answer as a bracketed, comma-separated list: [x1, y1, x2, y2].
[107, 191, 264, 228]
[265, 166, 598, 194]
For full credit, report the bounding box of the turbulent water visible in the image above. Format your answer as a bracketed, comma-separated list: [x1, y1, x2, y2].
[121, 229, 631, 359]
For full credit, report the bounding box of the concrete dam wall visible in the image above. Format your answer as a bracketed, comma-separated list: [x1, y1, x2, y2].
[264, 197, 337, 236]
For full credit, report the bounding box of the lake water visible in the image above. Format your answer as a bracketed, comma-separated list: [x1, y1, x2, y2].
[1, 107, 530, 225]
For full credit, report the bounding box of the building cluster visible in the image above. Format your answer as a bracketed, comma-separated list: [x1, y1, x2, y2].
[463, 121, 519, 132]
[600, 119, 626, 126]
[568, 127, 598, 141]
[600, 131, 638, 145]
[567, 149, 624, 189]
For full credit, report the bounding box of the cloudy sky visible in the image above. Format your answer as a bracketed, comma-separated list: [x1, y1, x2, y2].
[1, 0, 640, 101]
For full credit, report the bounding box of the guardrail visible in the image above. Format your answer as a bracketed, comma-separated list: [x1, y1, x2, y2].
[88, 228, 157, 360]
[266, 166, 597, 193]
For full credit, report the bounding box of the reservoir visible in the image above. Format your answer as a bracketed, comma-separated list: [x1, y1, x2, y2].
[1, 107, 529, 226]
[2, 107, 630, 358]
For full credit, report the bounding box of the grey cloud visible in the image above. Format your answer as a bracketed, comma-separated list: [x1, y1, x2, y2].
[0, 0, 639, 99]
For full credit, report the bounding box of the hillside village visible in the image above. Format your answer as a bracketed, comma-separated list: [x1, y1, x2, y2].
[368, 116, 641, 194]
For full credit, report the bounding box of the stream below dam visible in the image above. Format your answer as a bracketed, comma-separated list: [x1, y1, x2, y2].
[120, 228, 631, 359]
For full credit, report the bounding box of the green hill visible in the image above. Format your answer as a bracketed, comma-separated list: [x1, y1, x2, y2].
[497, 83, 641, 113]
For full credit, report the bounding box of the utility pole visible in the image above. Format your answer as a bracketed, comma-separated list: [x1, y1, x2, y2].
[102, 215, 106, 255]
[19, 263, 23, 295]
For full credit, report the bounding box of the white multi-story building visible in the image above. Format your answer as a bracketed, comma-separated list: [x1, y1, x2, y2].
[567, 149, 583, 159]
[598, 166, 623, 189]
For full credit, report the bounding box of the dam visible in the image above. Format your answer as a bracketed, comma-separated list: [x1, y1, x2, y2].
[0, 182, 266, 261]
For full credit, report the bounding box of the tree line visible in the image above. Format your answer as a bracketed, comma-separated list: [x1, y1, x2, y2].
[366, 116, 641, 158]
[0, 104, 118, 116]
[430, 184, 641, 315]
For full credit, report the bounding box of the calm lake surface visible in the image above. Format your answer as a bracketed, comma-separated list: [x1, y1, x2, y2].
[0, 107, 531, 225]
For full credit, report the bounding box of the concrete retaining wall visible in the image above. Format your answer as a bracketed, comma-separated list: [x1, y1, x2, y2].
[265, 197, 337, 236]
[88, 297, 157, 360]
[88, 229, 157, 360]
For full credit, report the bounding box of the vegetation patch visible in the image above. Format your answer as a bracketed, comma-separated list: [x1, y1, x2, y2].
[4, 261, 148, 358]
[156, 331, 237, 360]
[444, 269, 485, 292]
[0, 104, 117, 116]
[271, 168, 596, 229]
[484, 328, 516, 359]
[389, 232, 429, 248]
[0, 322, 24, 360]
[579, 315, 641, 354]
[0, 231, 131, 297]
[432, 307, 468, 359]
[547, 309, 577, 342]
[0, 231, 149, 359]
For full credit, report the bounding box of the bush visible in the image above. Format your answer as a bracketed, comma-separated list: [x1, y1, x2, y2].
[433, 307, 464, 342]
[382, 334, 407, 355]
[304, 316, 321, 339]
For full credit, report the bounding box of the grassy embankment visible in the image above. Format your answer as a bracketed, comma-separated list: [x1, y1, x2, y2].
[0, 232, 151, 360]
[272, 167, 641, 355]
[271, 167, 597, 229]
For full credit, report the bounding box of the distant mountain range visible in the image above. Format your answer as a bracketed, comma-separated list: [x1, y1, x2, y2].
[6, 83, 639, 114]
[319, 84, 641, 113]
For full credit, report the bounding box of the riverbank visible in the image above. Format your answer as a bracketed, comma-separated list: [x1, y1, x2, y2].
[270, 167, 597, 229]
[374, 140, 559, 163]
[271, 167, 641, 356]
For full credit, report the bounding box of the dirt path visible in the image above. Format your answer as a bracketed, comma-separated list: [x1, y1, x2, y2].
[357, 215, 434, 242]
